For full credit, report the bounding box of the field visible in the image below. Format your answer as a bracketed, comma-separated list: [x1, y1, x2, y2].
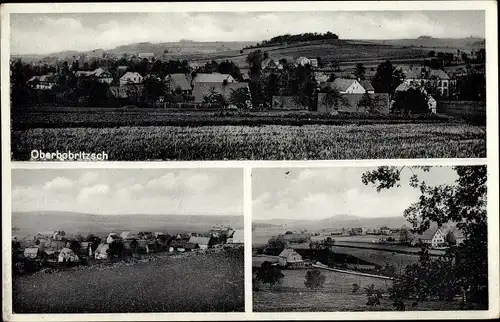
[253, 268, 478, 312]
[12, 250, 244, 313]
[12, 122, 485, 161]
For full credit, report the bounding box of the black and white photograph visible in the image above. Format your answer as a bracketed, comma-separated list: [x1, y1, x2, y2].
[9, 10, 486, 161]
[10, 168, 244, 313]
[252, 166, 488, 312]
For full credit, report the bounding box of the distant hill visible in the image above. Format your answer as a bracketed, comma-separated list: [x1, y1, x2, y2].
[253, 214, 410, 231]
[12, 211, 244, 237]
[360, 37, 485, 50]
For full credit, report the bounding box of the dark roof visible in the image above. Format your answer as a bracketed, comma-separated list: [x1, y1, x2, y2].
[184, 242, 199, 250]
[188, 236, 211, 246]
[331, 78, 358, 92]
[360, 80, 375, 91]
[167, 74, 192, 91]
[193, 73, 234, 83]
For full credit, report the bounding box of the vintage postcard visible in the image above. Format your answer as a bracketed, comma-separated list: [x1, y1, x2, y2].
[4, 4, 492, 161]
[1, 1, 498, 322]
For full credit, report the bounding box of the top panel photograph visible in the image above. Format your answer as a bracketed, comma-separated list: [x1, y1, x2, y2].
[9, 10, 486, 161]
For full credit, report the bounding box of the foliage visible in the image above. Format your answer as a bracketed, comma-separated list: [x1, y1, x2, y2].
[246, 31, 339, 48]
[69, 240, 81, 254]
[304, 269, 326, 289]
[142, 77, 166, 103]
[372, 60, 405, 94]
[392, 88, 430, 114]
[362, 165, 488, 310]
[352, 283, 360, 293]
[353, 63, 366, 80]
[86, 234, 102, 252]
[229, 87, 252, 110]
[365, 284, 383, 306]
[399, 228, 411, 245]
[246, 50, 264, 75]
[267, 236, 286, 250]
[256, 261, 284, 289]
[319, 87, 348, 112]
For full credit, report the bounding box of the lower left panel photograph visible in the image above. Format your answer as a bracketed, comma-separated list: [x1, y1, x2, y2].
[10, 168, 245, 313]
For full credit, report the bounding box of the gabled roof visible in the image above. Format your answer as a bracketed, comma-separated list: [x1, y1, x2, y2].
[279, 248, 298, 258]
[166, 73, 192, 91]
[120, 72, 143, 80]
[192, 73, 234, 83]
[229, 230, 244, 243]
[360, 80, 375, 91]
[27, 76, 41, 82]
[188, 236, 211, 246]
[39, 74, 57, 82]
[184, 242, 199, 250]
[430, 69, 450, 80]
[331, 78, 360, 92]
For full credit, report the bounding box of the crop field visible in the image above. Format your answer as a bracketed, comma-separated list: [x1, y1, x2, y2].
[12, 122, 485, 160]
[12, 250, 244, 313]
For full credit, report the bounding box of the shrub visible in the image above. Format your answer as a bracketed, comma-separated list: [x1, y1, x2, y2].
[304, 269, 326, 289]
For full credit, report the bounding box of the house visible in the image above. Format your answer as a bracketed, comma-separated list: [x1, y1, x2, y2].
[191, 73, 236, 85]
[165, 73, 192, 93]
[394, 83, 437, 113]
[58, 248, 79, 263]
[120, 72, 143, 85]
[23, 247, 40, 259]
[108, 84, 144, 100]
[80, 242, 92, 256]
[412, 227, 446, 248]
[52, 231, 66, 241]
[360, 80, 375, 93]
[188, 236, 211, 250]
[120, 231, 138, 240]
[106, 233, 120, 244]
[261, 58, 280, 70]
[271, 96, 308, 110]
[138, 53, 155, 61]
[296, 57, 311, 66]
[27, 74, 58, 90]
[350, 228, 367, 235]
[227, 230, 244, 244]
[192, 81, 250, 105]
[402, 66, 452, 96]
[309, 58, 318, 68]
[317, 92, 390, 114]
[184, 242, 200, 251]
[278, 248, 304, 268]
[325, 78, 366, 94]
[92, 68, 114, 84]
[49, 239, 67, 251]
[94, 243, 110, 259]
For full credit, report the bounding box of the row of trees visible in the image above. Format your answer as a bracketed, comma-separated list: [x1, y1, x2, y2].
[246, 31, 339, 49]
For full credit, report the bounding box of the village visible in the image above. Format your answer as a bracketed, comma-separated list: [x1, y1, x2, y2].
[12, 224, 244, 274]
[12, 34, 486, 116]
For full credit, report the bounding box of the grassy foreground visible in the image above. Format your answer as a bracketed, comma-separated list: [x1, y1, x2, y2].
[12, 123, 485, 160]
[13, 250, 244, 313]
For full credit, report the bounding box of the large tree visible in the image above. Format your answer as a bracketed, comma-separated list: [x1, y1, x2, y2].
[361, 166, 487, 310]
[353, 63, 366, 80]
[372, 60, 405, 95]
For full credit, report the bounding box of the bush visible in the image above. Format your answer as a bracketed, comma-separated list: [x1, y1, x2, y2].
[304, 269, 326, 289]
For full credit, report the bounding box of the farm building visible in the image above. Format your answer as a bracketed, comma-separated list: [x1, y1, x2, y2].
[188, 236, 211, 250]
[295, 57, 311, 66]
[278, 249, 305, 268]
[120, 231, 137, 240]
[23, 248, 40, 259]
[192, 73, 236, 84]
[165, 74, 192, 93]
[106, 233, 120, 244]
[138, 53, 155, 60]
[184, 242, 200, 251]
[317, 93, 390, 114]
[411, 224, 465, 248]
[360, 80, 375, 93]
[58, 248, 79, 263]
[271, 96, 308, 110]
[95, 243, 110, 259]
[227, 230, 244, 244]
[49, 239, 67, 251]
[192, 81, 250, 105]
[283, 233, 311, 244]
[108, 84, 145, 99]
[119, 72, 143, 86]
[27, 74, 58, 90]
[322, 78, 366, 94]
[402, 66, 452, 96]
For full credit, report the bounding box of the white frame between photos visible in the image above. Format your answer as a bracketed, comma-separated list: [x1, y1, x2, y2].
[1, 1, 499, 321]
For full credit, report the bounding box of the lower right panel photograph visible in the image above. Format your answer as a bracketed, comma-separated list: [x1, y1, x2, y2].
[251, 165, 488, 312]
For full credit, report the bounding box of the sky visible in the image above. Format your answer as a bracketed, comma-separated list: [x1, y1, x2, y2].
[11, 168, 243, 216]
[252, 166, 459, 221]
[10, 11, 485, 55]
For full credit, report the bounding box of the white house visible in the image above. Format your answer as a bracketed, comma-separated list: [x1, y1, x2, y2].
[188, 236, 211, 250]
[403, 66, 452, 96]
[120, 72, 143, 86]
[413, 227, 446, 248]
[227, 230, 244, 244]
[295, 57, 311, 66]
[106, 233, 120, 244]
[309, 58, 318, 68]
[328, 78, 366, 94]
[278, 248, 304, 267]
[95, 243, 109, 260]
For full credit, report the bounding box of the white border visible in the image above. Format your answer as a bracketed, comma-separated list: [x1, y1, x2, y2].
[2, 1, 499, 321]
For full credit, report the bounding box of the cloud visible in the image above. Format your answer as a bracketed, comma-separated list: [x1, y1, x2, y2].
[78, 172, 99, 185]
[43, 177, 73, 190]
[77, 184, 110, 203]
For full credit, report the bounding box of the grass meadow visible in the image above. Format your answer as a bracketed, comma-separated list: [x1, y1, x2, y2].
[12, 123, 485, 161]
[13, 250, 244, 313]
